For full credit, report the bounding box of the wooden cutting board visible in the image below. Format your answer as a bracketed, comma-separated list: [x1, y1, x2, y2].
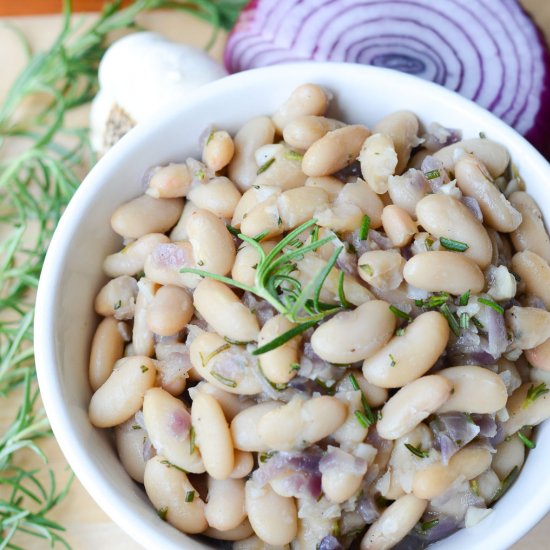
[0, 2, 548, 548]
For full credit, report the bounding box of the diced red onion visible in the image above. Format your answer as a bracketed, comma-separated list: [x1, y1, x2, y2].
[394, 515, 461, 549]
[225, 0, 550, 157]
[253, 449, 323, 499]
[368, 229, 393, 251]
[461, 196, 483, 222]
[242, 291, 276, 327]
[483, 306, 508, 359]
[422, 123, 462, 152]
[471, 413, 497, 439]
[430, 413, 480, 464]
[421, 156, 450, 192]
[318, 536, 343, 550]
[488, 421, 506, 446]
[319, 446, 367, 477]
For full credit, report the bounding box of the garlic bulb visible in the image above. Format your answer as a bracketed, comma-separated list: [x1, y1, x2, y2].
[90, 32, 227, 153]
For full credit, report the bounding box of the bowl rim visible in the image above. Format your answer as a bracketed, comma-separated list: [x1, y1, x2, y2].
[35, 61, 550, 550]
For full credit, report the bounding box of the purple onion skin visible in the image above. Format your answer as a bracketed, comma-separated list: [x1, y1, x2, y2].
[225, 0, 550, 157]
[393, 516, 461, 549]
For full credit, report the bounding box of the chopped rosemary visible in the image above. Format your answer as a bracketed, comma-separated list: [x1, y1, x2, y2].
[389, 354, 397, 367]
[181, 219, 346, 355]
[257, 157, 276, 174]
[140, 365, 149, 373]
[389, 305, 411, 321]
[404, 443, 429, 458]
[395, 328, 405, 336]
[522, 383, 549, 409]
[200, 343, 231, 367]
[478, 297, 504, 315]
[157, 507, 168, 521]
[290, 363, 301, 372]
[440, 303, 460, 336]
[359, 215, 371, 240]
[259, 450, 277, 463]
[359, 264, 374, 276]
[184, 490, 195, 503]
[210, 371, 238, 388]
[114, 299, 122, 310]
[189, 426, 196, 454]
[458, 289, 471, 306]
[439, 237, 469, 252]
[253, 320, 317, 355]
[132, 424, 141, 430]
[425, 237, 434, 251]
[348, 374, 375, 426]
[224, 337, 251, 346]
[315, 378, 336, 395]
[337, 271, 352, 308]
[415, 292, 449, 309]
[490, 466, 519, 504]
[460, 312, 470, 329]
[417, 518, 439, 534]
[354, 410, 370, 428]
[517, 430, 535, 449]
[472, 316, 485, 330]
[470, 479, 480, 496]
[284, 150, 303, 161]
[425, 169, 441, 180]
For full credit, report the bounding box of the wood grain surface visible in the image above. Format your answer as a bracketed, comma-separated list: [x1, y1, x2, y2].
[0, 1, 548, 548]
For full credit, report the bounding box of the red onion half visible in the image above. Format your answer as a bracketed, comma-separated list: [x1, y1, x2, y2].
[225, 0, 550, 156]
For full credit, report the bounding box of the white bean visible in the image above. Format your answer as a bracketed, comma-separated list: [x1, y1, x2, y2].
[359, 133, 397, 194]
[511, 250, 550, 308]
[387, 169, 430, 217]
[115, 418, 153, 483]
[232, 240, 277, 287]
[381, 205, 416, 247]
[254, 145, 307, 191]
[89, 317, 125, 391]
[373, 111, 420, 174]
[273, 84, 329, 132]
[192, 392, 234, 479]
[454, 154, 521, 232]
[403, 251, 485, 295]
[143, 241, 200, 289]
[283, 115, 345, 150]
[277, 186, 329, 230]
[103, 233, 170, 278]
[302, 125, 371, 177]
[311, 300, 396, 363]
[437, 366, 508, 414]
[258, 395, 347, 451]
[132, 278, 156, 356]
[205, 477, 247, 531]
[204, 520, 254, 541]
[362, 311, 449, 388]
[525, 337, 550, 372]
[361, 494, 426, 550]
[187, 176, 242, 219]
[193, 279, 259, 342]
[169, 200, 200, 241]
[203, 130, 235, 171]
[492, 435, 525, 480]
[111, 194, 183, 239]
[229, 117, 276, 191]
[230, 402, 280, 452]
[509, 191, 550, 262]
[506, 306, 550, 350]
[89, 356, 156, 428]
[146, 285, 193, 336]
[146, 163, 192, 198]
[186, 209, 236, 276]
[304, 176, 344, 201]
[245, 479, 298, 545]
[377, 375, 452, 440]
[144, 455, 207, 534]
[504, 382, 550, 436]
[94, 275, 138, 320]
[336, 178, 384, 228]
[357, 250, 405, 291]
[416, 194, 493, 268]
[433, 138, 510, 178]
[193, 381, 253, 421]
[143, 387, 204, 473]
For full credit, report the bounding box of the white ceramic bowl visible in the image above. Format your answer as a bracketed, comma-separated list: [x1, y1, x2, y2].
[35, 62, 550, 550]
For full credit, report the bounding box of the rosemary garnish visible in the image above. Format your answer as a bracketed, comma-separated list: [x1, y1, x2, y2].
[140, 365, 149, 373]
[284, 150, 303, 161]
[425, 169, 441, 180]
[359, 264, 374, 276]
[259, 451, 277, 463]
[257, 157, 275, 174]
[478, 297, 504, 314]
[470, 479, 480, 496]
[199, 343, 231, 367]
[458, 289, 470, 306]
[224, 337, 251, 346]
[354, 410, 370, 428]
[189, 426, 196, 454]
[337, 271, 351, 309]
[439, 237, 469, 252]
[184, 490, 195, 503]
[182, 219, 348, 353]
[348, 374, 375, 426]
[389, 354, 397, 367]
[522, 383, 549, 409]
[359, 215, 371, 240]
[389, 305, 411, 321]
[517, 429, 535, 449]
[440, 303, 460, 336]
[210, 371, 238, 388]
[157, 507, 168, 521]
[490, 466, 519, 504]
[405, 443, 429, 458]
[460, 312, 470, 329]
[415, 292, 449, 309]
[416, 518, 439, 534]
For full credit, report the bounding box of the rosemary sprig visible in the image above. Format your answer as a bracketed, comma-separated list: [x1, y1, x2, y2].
[181, 219, 349, 353]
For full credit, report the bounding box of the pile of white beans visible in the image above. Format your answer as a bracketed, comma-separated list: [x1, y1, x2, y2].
[88, 84, 550, 550]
